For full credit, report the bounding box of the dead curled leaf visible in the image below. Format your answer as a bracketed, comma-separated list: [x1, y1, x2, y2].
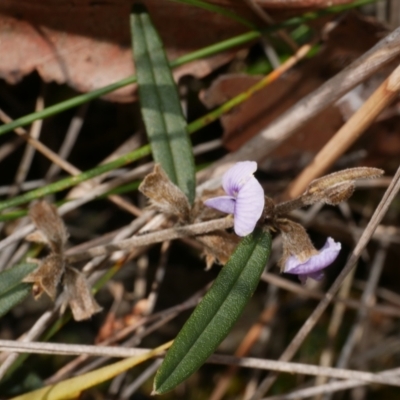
[23, 201, 101, 320]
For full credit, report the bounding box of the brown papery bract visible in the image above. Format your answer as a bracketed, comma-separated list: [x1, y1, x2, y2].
[29, 200, 69, 254]
[24, 200, 101, 320]
[62, 267, 102, 321]
[139, 164, 191, 223]
[23, 254, 64, 300]
[276, 219, 318, 270]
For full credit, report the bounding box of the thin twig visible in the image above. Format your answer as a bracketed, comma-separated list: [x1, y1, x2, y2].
[250, 165, 400, 399]
[322, 240, 389, 400]
[121, 358, 163, 398]
[312, 266, 356, 399]
[199, 25, 400, 181]
[45, 103, 89, 180]
[261, 272, 400, 318]
[9, 87, 45, 197]
[0, 108, 80, 176]
[65, 217, 233, 263]
[0, 137, 24, 162]
[262, 368, 400, 400]
[44, 285, 207, 384]
[0, 310, 57, 380]
[285, 62, 400, 199]
[210, 285, 278, 400]
[1, 340, 400, 387]
[243, 0, 298, 52]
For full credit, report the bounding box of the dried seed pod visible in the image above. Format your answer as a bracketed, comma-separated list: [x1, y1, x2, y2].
[275, 167, 384, 214]
[322, 181, 355, 205]
[305, 167, 384, 195]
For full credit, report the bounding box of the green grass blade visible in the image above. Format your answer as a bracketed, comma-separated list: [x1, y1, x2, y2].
[153, 228, 272, 394]
[0, 146, 150, 212]
[0, 284, 32, 319]
[131, 4, 196, 203]
[169, 0, 257, 29]
[0, 263, 36, 295]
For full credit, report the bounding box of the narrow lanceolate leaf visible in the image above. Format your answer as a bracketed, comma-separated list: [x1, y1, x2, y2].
[131, 4, 196, 204]
[0, 263, 36, 296]
[0, 284, 32, 319]
[153, 229, 272, 394]
[0, 263, 36, 318]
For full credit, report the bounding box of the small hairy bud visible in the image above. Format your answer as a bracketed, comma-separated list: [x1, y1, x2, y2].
[29, 201, 69, 254]
[62, 267, 102, 321]
[139, 164, 191, 222]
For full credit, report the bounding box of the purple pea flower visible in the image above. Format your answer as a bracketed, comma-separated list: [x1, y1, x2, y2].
[284, 237, 341, 284]
[204, 161, 265, 237]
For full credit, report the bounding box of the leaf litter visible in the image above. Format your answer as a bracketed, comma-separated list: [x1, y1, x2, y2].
[1, 2, 400, 400]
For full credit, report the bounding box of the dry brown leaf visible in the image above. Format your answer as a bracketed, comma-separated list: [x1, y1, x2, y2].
[0, 0, 360, 102]
[0, 0, 263, 102]
[63, 266, 102, 321]
[139, 164, 191, 222]
[29, 200, 69, 254]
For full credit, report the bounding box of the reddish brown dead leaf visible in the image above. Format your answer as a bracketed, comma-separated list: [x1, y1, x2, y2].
[0, 0, 263, 102]
[0, 0, 360, 102]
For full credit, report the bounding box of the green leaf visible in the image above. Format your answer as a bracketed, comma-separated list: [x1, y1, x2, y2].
[0, 263, 36, 318]
[0, 145, 151, 213]
[131, 4, 196, 203]
[0, 284, 32, 319]
[153, 228, 272, 394]
[0, 263, 36, 296]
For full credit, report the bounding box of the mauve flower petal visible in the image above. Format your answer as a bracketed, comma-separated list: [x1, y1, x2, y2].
[284, 237, 341, 276]
[298, 271, 324, 285]
[204, 196, 236, 215]
[233, 176, 265, 236]
[307, 271, 325, 281]
[222, 161, 257, 197]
